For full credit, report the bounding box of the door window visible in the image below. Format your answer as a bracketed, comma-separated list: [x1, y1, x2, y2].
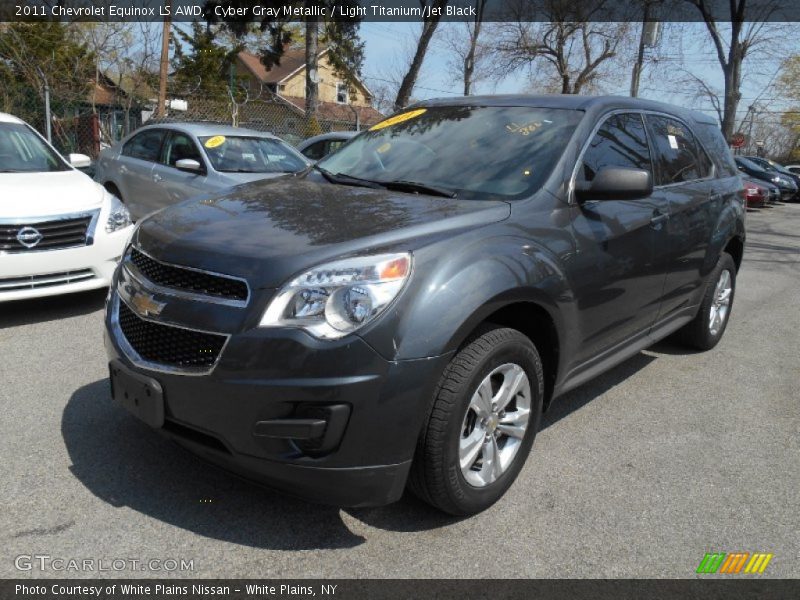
[579, 113, 652, 184]
[302, 140, 327, 160]
[647, 115, 712, 185]
[122, 129, 165, 162]
[161, 132, 203, 168]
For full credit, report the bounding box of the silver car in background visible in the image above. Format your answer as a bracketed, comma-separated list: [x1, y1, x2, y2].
[296, 131, 358, 161]
[94, 123, 310, 220]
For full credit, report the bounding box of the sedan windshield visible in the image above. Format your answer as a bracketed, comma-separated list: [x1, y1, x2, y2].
[199, 135, 308, 174]
[0, 123, 69, 173]
[317, 105, 583, 200]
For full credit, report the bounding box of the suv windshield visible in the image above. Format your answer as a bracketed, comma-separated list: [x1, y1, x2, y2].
[199, 135, 308, 174]
[317, 105, 583, 200]
[0, 122, 69, 173]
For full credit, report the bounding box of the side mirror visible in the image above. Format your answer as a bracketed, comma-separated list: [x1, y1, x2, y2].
[575, 167, 653, 201]
[69, 153, 92, 169]
[175, 158, 202, 173]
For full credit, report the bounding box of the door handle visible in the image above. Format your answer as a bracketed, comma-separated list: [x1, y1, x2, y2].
[650, 209, 669, 227]
[153, 173, 162, 182]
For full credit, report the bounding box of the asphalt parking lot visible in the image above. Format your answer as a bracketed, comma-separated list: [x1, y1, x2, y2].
[1, 203, 798, 579]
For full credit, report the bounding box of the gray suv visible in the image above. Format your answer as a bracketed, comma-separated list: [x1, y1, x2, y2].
[95, 123, 310, 221]
[104, 96, 745, 515]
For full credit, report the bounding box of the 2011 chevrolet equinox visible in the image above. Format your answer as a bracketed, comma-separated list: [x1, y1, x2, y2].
[104, 96, 745, 515]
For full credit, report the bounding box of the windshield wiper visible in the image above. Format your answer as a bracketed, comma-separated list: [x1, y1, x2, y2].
[312, 165, 385, 189]
[381, 180, 457, 198]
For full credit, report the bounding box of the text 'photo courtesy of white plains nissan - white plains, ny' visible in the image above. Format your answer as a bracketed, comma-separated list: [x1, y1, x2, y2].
[0, 112, 134, 302]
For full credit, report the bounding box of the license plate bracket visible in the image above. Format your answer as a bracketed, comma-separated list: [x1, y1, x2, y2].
[109, 360, 164, 428]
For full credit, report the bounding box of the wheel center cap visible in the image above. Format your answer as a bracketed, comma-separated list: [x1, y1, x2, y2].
[486, 414, 499, 433]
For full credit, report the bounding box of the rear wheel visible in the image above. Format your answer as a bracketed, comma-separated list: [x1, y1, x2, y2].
[676, 252, 736, 350]
[408, 326, 544, 515]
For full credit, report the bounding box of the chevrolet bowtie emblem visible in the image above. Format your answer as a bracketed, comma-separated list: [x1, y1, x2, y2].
[130, 291, 166, 317]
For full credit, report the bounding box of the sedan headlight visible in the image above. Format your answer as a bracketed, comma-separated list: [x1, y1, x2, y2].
[105, 193, 132, 233]
[260, 253, 412, 339]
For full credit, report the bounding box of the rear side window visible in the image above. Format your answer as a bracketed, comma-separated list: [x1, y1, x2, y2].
[696, 123, 737, 178]
[647, 116, 712, 185]
[122, 129, 165, 162]
[580, 113, 652, 183]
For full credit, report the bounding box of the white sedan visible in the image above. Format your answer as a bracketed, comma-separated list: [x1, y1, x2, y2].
[0, 112, 133, 302]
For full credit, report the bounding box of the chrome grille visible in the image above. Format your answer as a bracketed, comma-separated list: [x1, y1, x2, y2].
[0, 214, 96, 253]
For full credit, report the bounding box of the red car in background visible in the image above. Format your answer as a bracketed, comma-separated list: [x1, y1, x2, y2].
[742, 179, 768, 208]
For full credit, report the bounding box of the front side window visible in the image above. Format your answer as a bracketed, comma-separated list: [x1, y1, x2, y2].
[161, 132, 203, 168]
[0, 123, 68, 173]
[318, 105, 584, 200]
[647, 115, 712, 185]
[122, 129, 165, 162]
[579, 113, 652, 184]
[199, 136, 308, 174]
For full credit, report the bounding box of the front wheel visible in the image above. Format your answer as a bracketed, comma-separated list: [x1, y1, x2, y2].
[408, 326, 544, 515]
[676, 252, 737, 350]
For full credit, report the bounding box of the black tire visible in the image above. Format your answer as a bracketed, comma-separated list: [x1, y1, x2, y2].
[408, 326, 544, 516]
[676, 252, 737, 350]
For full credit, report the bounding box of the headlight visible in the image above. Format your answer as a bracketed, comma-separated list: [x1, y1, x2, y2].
[105, 193, 131, 233]
[260, 253, 412, 339]
[771, 176, 781, 184]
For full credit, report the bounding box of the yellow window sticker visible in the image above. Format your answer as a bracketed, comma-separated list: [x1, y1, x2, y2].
[376, 142, 392, 154]
[204, 135, 226, 149]
[505, 121, 543, 136]
[370, 108, 427, 131]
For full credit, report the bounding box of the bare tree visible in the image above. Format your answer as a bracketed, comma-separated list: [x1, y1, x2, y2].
[685, 0, 785, 141]
[394, 0, 449, 109]
[442, 0, 489, 95]
[493, 0, 629, 95]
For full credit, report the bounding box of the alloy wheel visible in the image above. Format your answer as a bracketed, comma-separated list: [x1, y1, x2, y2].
[709, 269, 733, 336]
[459, 363, 531, 487]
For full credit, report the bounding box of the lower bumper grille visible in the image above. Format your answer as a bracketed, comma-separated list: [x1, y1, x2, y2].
[117, 299, 227, 370]
[0, 269, 95, 292]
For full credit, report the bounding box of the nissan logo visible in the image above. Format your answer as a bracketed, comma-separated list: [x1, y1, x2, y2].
[16, 226, 44, 248]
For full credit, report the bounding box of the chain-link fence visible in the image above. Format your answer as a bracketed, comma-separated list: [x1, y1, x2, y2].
[146, 92, 365, 147]
[4, 85, 372, 160]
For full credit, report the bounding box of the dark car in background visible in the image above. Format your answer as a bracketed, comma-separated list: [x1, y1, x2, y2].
[744, 155, 800, 201]
[104, 95, 745, 516]
[94, 123, 310, 221]
[735, 156, 797, 201]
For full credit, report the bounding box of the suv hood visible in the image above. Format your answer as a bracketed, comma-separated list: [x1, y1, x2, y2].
[135, 178, 510, 288]
[1, 170, 104, 218]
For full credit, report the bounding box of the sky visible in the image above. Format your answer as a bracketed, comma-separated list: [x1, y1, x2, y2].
[357, 21, 796, 129]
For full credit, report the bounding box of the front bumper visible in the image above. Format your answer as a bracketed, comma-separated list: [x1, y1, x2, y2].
[0, 227, 132, 302]
[104, 291, 451, 507]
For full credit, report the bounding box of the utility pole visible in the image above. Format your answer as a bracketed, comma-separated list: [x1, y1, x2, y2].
[156, 0, 172, 118]
[37, 67, 51, 143]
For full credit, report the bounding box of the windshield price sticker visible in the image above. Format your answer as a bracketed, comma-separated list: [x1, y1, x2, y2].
[370, 109, 427, 132]
[204, 136, 226, 149]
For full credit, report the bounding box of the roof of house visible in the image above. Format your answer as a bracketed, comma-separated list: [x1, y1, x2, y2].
[280, 95, 384, 126]
[237, 47, 327, 85]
